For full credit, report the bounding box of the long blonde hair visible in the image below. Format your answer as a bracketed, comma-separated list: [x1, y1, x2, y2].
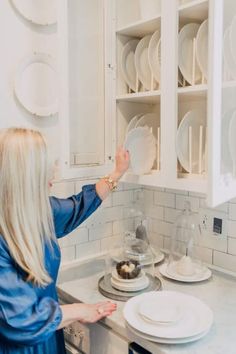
[0, 128, 56, 286]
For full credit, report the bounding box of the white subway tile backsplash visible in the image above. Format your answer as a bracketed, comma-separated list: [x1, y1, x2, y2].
[51, 181, 75, 198]
[144, 189, 154, 206]
[59, 227, 88, 247]
[228, 238, 236, 256]
[112, 190, 134, 206]
[152, 219, 173, 237]
[164, 208, 181, 223]
[101, 235, 123, 252]
[89, 223, 113, 241]
[154, 191, 175, 208]
[165, 188, 188, 195]
[176, 195, 200, 212]
[228, 220, 236, 238]
[113, 218, 134, 235]
[75, 179, 98, 193]
[149, 233, 164, 249]
[76, 240, 101, 259]
[214, 251, 236, 272]
[146, 205, 164, 220]
[229, 203, 236, 220]
[57, 178, 236, 275]
[101, 195, 112, 208]
[60, 246, 76, 263]
[198, 236, 227, 253]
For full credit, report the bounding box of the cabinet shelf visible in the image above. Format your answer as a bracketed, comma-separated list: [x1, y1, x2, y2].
[116, 16, 161, 37]
[178, 84, 207, 100]
[179, 0, 208, 23]
[116, 91, 161, 104]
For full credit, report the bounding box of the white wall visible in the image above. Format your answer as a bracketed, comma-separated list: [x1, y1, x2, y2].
[0, 1, 60, 162]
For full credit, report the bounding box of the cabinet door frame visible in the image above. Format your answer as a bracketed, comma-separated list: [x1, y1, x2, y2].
[207, 0, 236, 206]
[57, 0, 115, 180]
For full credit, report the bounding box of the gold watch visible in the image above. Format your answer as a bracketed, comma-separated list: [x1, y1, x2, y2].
[103, 175, 118, 191]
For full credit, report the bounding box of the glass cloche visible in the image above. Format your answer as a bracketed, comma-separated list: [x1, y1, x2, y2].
[167, 201, 206, 279]
[99, 232, 161, 301]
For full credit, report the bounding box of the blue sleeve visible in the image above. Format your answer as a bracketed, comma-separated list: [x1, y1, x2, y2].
[50, 184, 102, 238]
[0, 242, 62, 346]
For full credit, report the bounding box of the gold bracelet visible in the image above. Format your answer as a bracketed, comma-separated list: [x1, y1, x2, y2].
[102, 175, 118, 191]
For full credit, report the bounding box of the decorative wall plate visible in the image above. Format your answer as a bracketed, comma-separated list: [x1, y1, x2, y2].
[11, 0, 57, 26]
[14, 53, 58, 117]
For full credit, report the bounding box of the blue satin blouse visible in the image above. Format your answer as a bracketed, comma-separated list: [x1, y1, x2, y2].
[0, 184, 102, 353]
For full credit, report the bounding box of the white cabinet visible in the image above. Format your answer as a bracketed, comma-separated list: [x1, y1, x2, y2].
[58, 0, 236, 207]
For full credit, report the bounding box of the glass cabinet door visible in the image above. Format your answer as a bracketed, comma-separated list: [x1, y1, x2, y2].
[207, 0, 236, 206]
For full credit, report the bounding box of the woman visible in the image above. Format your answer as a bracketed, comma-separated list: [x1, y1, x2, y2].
[0, 128, 130, 353]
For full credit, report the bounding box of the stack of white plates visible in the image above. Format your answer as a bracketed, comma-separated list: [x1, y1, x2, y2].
[111, 269, 149, 292]
[120, 30, 161, 92]
[178, 20, 208, 85]
[123, 291, 213, 344]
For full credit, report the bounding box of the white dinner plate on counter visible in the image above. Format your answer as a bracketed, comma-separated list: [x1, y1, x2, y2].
[123, 291, 213, 340]
[159, 262, 212, 283]
[126, 323, 210, 344]
[121, 39, 139, 92]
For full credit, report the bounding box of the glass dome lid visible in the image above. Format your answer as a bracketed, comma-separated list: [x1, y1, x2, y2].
[167, 201, 203, 277]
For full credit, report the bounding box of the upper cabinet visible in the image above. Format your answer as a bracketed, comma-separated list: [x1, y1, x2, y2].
[58, 0, 236, 207]
[58, 0, 114, 179]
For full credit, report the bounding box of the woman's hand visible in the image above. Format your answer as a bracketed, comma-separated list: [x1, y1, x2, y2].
[76, 301, 117, 324]
[58, 301, 117, 329]
[110, 147, 130, 181]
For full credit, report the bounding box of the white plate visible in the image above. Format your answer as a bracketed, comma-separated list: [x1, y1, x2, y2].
[121, 40, 139, 92]
[229, 15, 236, 68]
[176, 110, 206, 173]
[196, 20, 208, 80]
[223, 27, 236, 80]
[12, 0, 57, 26]
[135, 113, 160, 140]
[126, 323, 210, 344]
[139, 292, 183, 324]
[111, 275, 149, 292]
[159, 263, 212, 283]
[221, 109, 236, 173]
[148, 30, 161, 84]
[111, 269, 145, 283]
[178, 23, 202, 85]
[123, 291, 213, 339]
[124, 127, 156, 175]
[14, 53, 58, 117]
[228, 110, 236, 176]
[125, 114, 144, 137]
[135, 35, 153, 90]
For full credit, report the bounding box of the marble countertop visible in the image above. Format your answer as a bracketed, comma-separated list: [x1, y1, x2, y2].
[57, 256, 236, 354]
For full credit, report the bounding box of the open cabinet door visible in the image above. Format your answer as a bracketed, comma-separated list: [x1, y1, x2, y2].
[207, 0, 236, 206]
